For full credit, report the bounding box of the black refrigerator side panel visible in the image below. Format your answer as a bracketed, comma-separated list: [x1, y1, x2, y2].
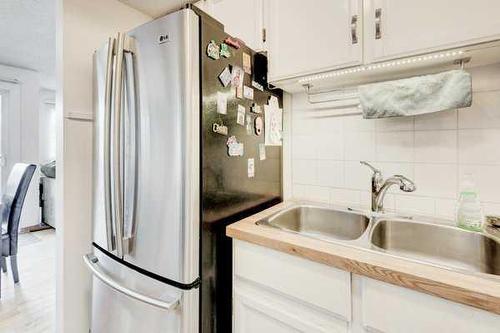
[199, 13, 283, 333]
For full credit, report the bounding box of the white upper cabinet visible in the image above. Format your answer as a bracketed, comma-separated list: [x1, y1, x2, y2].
[364, 0, 500, 62]
[265, 0, 363, 82]
[195, 0, 264, 51]
[197, 0, 500, 85]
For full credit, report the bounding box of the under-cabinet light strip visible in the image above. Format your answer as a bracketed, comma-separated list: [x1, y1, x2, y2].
[298, 50, 465, 84]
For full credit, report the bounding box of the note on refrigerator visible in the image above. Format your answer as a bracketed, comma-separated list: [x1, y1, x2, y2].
[217, 91, 227, 115]
[237, 105, 245, 126]
[264, 104, 283, 146]
[247, 158, 255, 178]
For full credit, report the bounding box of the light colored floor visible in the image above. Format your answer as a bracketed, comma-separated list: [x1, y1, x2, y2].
[0, 229, 56, 333]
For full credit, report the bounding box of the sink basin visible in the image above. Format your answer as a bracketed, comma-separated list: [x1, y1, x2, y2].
[258, 205, 369, 241]
[371, 219, 500, 276]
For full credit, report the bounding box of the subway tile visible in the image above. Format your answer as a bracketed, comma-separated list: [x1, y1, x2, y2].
[414, 130, 457, 163]
[414, 109, 457, 130]
[375, 131, 414, 162]
[330, 188, 360, 207]
[308, 186, 331, 203]
[435, 198, 457, 222]
[314, 116, 344, 133]
[292, 184, 309, 200]
[317, 160, 344, 187]
[292, 135, 316, 159]
[395, 195, 435, 216]
[458, 129, 500, 164]
[375, 116, 414, 132]
[317, 132, 344, 160]
[292, 114, 317, 135]
[468, 63, 500, 92]
[483, 202, 500, 216]
[344, 161, 372, 191]
[342, 114, 375, 132]
[359, 191, 372, 210]
[292, 159, 317, 184]
[414, 164, 458, 199]
[292, 184, 330, 203]
[458, 91, 500, 129]
[344, 131, 376, 161]
[458, 165, 500, 203]
[289, 64, 500, 220]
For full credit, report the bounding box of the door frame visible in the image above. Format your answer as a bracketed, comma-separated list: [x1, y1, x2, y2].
[0, 81, 22, 190]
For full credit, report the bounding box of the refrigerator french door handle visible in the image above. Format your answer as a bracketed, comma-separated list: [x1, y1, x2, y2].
[104, 37, 116, 251]
[122, 37, 138, 254]
[112, 32, 125, 258]
[84, 254, 181, 310]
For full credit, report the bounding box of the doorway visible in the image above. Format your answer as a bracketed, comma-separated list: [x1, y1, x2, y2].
[0, 81, 21, 194]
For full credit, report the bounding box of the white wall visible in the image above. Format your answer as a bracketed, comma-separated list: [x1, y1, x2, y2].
[56, 1, 151, 332]
[288, 64, 500, 221]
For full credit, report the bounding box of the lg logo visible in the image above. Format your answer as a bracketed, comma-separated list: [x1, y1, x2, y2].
[157, 34, 170, 44]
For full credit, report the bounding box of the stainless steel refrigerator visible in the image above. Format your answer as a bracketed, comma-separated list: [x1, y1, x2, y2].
[84, 6, 282, 333]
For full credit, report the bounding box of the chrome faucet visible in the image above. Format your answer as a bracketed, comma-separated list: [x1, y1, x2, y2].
[360, 161, 416, 212]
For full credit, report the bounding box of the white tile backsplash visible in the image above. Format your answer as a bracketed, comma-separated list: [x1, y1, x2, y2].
[317, 132, 344, 160]
[330, 188, 360, 207]
[292, 135, 316, 159]
[288, 64, 500, 218]
[414, 109, 457, 130]
[317, 160, 344, 187]
[414, 164, 458, 198]
[375, 116, 415, 132]
[414, 130, 457, 163]
[292, 159, 317, 184]
[375, 131, 414, 162]
[344, 131, 375, 161]
[395, 195, 436, 216]
[344, 161, 372, 191]
[458, 164, 500, 203]
[434, 198, 457, 221]
[458, 129, 500, 164]
[458, 91, 500, 129]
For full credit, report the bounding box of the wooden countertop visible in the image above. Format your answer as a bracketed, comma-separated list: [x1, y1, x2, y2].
[226, 201, 500, 315]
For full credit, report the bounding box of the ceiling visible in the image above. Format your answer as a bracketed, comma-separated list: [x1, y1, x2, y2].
[118, 0, 197, 18]
[0, 0, 56, 89]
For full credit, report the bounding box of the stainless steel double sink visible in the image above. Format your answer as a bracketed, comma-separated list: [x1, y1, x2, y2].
[257, 204, 500, 277]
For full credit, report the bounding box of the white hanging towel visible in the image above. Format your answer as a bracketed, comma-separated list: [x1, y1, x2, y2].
[359, 69, 472, 119]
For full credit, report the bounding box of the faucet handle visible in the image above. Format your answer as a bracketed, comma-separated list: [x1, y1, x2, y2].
[360, 161, 383, 189]
[360, 161, 381, 174]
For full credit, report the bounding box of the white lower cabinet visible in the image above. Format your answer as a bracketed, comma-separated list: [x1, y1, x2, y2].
[233, 240, 500, 333]
[233, 240, 351, 333]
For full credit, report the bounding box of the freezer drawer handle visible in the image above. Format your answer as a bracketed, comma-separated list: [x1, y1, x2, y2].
[84, 253, 181, 311]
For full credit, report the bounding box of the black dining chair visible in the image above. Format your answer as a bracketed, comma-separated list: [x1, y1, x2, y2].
[0, 163, 36, 297]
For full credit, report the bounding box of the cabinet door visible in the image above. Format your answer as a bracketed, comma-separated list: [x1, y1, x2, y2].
[266, 0, 363, 82]
[361, 277, 500, 333]
[364, 0, 500, 62]
[195, 0, 264, 51]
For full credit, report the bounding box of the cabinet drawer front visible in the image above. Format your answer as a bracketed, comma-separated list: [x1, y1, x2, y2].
[234, 278, 349, 333]
[361, 277, 500, 333]
[234, 240, 351, 320]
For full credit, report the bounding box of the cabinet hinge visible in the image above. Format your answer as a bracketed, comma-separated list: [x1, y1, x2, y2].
[262, 28, 267, 43]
